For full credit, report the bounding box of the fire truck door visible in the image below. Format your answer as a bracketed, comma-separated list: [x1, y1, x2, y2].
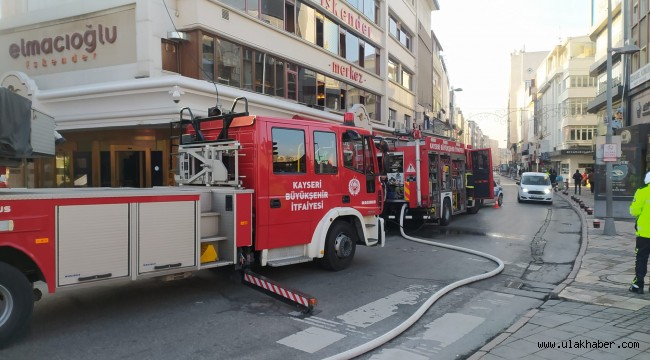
[469, 148, 493, 199]
[341, 131, 378, 213]
[263, 126, 312, 249]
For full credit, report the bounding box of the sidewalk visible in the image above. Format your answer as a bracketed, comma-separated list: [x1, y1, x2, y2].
[470, 186, 650, 360]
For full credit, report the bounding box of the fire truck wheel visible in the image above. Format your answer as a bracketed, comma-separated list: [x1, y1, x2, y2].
[321, 221, 357, 271]
[467, 200, 481, 214]
[0, 262, 34, 348]
[439, 200, 452, 226]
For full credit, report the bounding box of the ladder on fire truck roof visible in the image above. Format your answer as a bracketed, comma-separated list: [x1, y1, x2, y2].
[171, 97, 250, 187]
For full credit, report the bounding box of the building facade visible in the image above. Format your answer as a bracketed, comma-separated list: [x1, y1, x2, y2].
[537, 36, 597, 177]
[507, 50, 547, 173]
[0, 0, 440, 188]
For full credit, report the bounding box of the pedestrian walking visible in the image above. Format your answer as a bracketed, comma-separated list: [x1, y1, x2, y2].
[556, 173, 564, 191]
[572, 169, 582, 195]
[588, 170, 595, 194]
[549, 169, 557, 189]
[629, 171, 650, 294]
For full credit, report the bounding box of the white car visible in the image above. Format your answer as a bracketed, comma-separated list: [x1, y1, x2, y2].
[517, 172, 553, 204]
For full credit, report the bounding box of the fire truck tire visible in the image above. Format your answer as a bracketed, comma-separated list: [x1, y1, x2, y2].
[0, 262, 34, 348]
[439, 200, 452, 226]
[467, 200, 481, 214]
[321, 221, 357, 271]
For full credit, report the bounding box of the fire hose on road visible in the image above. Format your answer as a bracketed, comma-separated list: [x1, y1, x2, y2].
[323, 204, 505, 360]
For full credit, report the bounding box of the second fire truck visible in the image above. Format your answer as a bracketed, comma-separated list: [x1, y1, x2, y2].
[379, 133, 493, 227]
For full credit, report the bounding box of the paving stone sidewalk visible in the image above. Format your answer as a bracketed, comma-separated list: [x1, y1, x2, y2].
[470, 187, 650, 360]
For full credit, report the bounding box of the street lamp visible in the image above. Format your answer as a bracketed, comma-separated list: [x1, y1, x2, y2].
[450, 87, 462, 140]
[604, 0, 640, 236]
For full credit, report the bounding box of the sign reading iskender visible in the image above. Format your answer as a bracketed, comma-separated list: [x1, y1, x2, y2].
[3, 6, 136, 75]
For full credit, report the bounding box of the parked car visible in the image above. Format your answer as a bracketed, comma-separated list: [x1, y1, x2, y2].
[481, 180, 503, 207]
[493, 180, 503, 206]
[517, 172, 553, 204]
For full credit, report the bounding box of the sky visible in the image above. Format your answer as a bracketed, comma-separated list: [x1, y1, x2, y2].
[431, 0, 594, 147]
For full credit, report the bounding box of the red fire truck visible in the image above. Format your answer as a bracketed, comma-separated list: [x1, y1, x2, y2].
[0, 97, 385, 346]
[379, 133, 493, 227]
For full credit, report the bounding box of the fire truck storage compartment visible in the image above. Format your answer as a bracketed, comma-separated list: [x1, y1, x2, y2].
[199, 188, 253, 269]
[55, 189, 201, 286]
[58, 203, 130, 286]
[137, 201, 197, 274]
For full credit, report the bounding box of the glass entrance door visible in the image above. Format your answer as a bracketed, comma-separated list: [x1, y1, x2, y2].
[110, 145, 151, 188]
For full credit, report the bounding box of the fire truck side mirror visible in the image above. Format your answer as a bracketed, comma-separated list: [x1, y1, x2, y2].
[272, 142, 278, 156]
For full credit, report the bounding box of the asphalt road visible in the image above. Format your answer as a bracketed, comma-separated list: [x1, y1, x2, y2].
[0, 176, 582, 360]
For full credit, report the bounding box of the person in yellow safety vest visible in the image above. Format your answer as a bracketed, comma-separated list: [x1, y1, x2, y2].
[629, 171, 650, 294]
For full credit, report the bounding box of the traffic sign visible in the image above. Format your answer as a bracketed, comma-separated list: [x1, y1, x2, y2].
[603, 143, 617, 162]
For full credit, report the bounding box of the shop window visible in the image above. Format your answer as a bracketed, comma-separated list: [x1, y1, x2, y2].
[216, 38, 242, 87]
[243, 48, 254, 90]
[56, 152, 73, 187]
[339, 28, 347, 58]
[254, 51, 265, 93]
[247, 0, 259, 18]
[357, 42, 364, 67]
[364, 44, 378, 75]
[345, 0, 377, 24]
[316, 15, 324, 47]
[346, 32, 359, 64]
[161, 39, 179, 73]
[323, 17, 338, 54]
[272, 128, 306, 174]
[348, 86, 360, 106]
[325, 77, 340, 111]
[363, 0, 376, 23]
[365, 93, 379, 120]
[287, 63, 298, 101]
[299, 68, 316, 105]
[221, 0, 246, 10]
[202, 35, 215, 80]
[285, 1, 295, 33]
[296, 2, 316, 44]
[317, 74, 326, 108]
[266, 55, 285, 97]
[73, 152, 93, 187]
[261, 0, 284, 29]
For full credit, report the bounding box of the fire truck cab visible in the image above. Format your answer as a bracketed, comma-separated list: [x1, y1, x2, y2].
[176, 98, 385, 270]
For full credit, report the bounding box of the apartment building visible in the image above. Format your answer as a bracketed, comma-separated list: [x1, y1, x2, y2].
[0, 0, 440, 188]
[537, 36, 597, 176]
[628, 0, 650, 126]
[507, 50, 547, 172]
